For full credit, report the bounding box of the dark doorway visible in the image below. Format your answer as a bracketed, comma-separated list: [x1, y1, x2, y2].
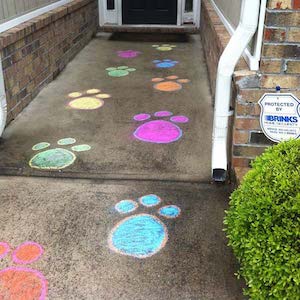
[122, 0, 178, 25]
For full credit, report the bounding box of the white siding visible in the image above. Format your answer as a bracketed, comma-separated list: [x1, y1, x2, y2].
[0, 0, 60, 23]
[212, 0, 242, 28]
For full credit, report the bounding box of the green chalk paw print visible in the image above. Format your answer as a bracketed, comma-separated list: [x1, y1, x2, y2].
[29, 138, 91, 170]
[152, 44, 176, 51]
[106, 66, 136, 77]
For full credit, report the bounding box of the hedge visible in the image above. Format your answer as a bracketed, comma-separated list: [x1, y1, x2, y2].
[224, 139, 300, 299]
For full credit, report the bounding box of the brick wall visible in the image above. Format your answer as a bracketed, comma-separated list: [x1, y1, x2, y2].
[0, 0, 98, 124]
[232, 0, 300, 172]
[200, 0, 247, 97]
[201, 0, 300, 181]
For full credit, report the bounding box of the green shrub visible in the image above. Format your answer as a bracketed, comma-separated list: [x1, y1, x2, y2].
[224, 139, 300, 299]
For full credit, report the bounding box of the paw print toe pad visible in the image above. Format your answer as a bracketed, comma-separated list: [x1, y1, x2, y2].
[12, 242, 44, 265]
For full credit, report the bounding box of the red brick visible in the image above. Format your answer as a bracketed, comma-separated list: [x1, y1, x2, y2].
[264, 28, 286, 42]
[233, 130, 249, 144]
[235, 118, 261, 130]
[294, 0, 300, 9]
[232, 157, 251, 168]
[267, 0, 292, 9]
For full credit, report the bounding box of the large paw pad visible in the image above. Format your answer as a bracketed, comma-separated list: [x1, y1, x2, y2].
[108, 194, 181, 258]
[133, 111, 189, 144]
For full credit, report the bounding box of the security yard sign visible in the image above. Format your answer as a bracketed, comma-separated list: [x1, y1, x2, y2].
[258, 93, 300, 143]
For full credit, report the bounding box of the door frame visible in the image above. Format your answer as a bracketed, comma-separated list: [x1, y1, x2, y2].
[98, 0, 201, 28]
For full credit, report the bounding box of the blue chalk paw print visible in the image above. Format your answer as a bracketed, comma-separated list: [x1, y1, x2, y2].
[108, 194, 181, 259]
[153, 59, 178, 69]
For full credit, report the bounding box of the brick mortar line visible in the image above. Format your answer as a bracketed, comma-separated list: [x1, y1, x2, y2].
[266, 9, 300, 12]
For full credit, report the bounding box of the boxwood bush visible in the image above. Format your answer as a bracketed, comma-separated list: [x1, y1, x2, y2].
[224, 139, 300, 299]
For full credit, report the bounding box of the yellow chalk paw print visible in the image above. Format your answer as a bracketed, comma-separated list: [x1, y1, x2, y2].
[152, 44, 176, 51]
[67, 89, 111, 110]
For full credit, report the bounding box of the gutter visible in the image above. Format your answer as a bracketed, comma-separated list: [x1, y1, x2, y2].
[211, 0, 261, 182]
[0, 59, 7, 137]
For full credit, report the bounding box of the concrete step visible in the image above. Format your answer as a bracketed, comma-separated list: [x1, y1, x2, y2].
[100, 24, 199, 34]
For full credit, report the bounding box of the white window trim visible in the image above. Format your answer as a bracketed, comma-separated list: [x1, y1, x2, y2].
[98, 0, 201, 28]
[209, 0, 267, 71]
[0, 0, 72, 34]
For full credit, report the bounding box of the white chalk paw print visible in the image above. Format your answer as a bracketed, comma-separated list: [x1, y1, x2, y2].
[0, 241, 47, 299]
[29, 138, 91, 170]
[106, 66, 136, 77]
[108, 194, 181, 258]
[152, 44, 176, 51]
[152, 76, 190, 92]
[133, 111, 189, 144]
[67, 89, 111, 110]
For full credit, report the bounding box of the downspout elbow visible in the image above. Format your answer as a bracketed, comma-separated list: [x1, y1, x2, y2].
[211, 0, 260, 182]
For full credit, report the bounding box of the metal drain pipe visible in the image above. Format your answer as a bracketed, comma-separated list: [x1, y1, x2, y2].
[211, 0, 260, 182]
[0, 59, 7, 137]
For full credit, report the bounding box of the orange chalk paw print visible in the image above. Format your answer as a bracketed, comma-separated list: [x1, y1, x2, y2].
[0, 241, 47, 300]
[67, 89, 111, 110]
[152, 76, 190, 92]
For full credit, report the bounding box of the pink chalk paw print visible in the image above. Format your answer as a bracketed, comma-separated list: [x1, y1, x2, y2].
[152, 76, 190, 92]
[133, 111, 189, 144]
[117, 50, 141, 58]
[0, 241, 47, 300]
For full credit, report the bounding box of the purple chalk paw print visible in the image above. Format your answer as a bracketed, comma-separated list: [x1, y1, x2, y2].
[117, 50, 141, 58]
[153, 59, 178, 69]
[133, 111, 189, 144]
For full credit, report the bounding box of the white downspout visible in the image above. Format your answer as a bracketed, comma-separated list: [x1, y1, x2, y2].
[0, 59, 7, 137]
[211, 0, 260, 182]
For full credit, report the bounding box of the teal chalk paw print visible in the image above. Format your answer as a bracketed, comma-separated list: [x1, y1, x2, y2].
[153, 59, 178, 69]
[29, 138, 91, 170]
[108, 194, 181, 258]
[106, 66, 136, 77]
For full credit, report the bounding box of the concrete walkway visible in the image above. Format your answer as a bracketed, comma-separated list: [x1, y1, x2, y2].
[0, 34, 245, 299]
[0, 33, 212, 182]
[0, 177, 244, 299]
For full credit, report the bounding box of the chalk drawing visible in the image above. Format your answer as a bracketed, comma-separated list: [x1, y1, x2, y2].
[0, 241, 47, 300]
[106, 66, 136, 77]
[158, 205, 181, 218]
[139, 194, 161, 207]
[29, 138, 91, 170]
[153, 59, 178, 69]
[133, 111, 189, 144]
[108, 195, 181, 258]
[152, 44, 176, 51]
[117, 50, 141, 58]
[115, 200, 138, 214]
[32, 143, 50, 151]
[152, 76, 190, 92]
[68, 89, 111, 110]
[0, 242, 10, 259]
